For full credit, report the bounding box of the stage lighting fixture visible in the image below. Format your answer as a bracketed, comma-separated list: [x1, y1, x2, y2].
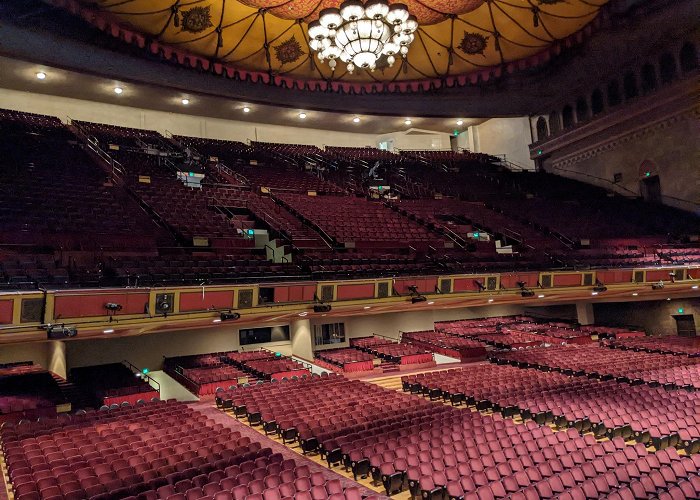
[104, 302, 123, 311]
[593, 280, 607, 293]
[520, 290, 535, 298]
[220, 311, 241, 321]
[46, 324, 78, 339]
[651, 281, 665, 290]
[313, 303, 332, 313]
[473, 280, 486, 292]
[411, 295, 427, 304]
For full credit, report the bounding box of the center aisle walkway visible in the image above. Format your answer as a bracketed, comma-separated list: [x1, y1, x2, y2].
[189, 401, 387, 499]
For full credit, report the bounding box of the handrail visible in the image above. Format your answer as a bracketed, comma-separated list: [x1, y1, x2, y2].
[122, 359, 161, 393]
[269, 192, 337, 249]
[552, 165, 639, 198]
[264, 243, 276, 262]
[69, 119, 127, 182]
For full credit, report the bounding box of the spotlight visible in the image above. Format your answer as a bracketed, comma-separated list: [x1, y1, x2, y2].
[220, 311, 241, 321]
[299, 112, 307, 119]
[456, 120, 464, 126]
[36, 72, 46, 80]
[181, 98, 190, 105]
[651, 281, 665, 290]
[404, 119, 412, 126]
[521, 290, 535, 298]
[242, 106, 250, 113]
[313, 304, 332, 313]
[353, 117, 361, 123]
[593, 280, 607, 293]
[46, 324, 78, 339]
[114, 87, 123, 95]
[411, 296, 427, 304]
[104, 302, 123, 311]
[156, 298, 171, 316]
[407, 285, 419, 294]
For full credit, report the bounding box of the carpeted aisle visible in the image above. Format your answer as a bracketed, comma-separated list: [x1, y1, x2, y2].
[189, 402, 387, 499]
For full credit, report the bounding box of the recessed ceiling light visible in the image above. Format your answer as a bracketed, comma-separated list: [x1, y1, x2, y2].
[591, 292, 598, 296]
[181, 98, 190, 105]
[353, 117, 361, 123]
[212, 319, 221, 323]
[114, 87, 123, 95]
[632, 292, 639, 296]
[243, 106, 250, 113]
[488, 299, 494, 303]
[299, 311, 308, 316]
[538, 294, 545, 298]
[404, 119, 412, 126]
[692, 285, 699, 290]
[456, 120, 464, 126]
[36, 72, 46, 80]
[299, 112, 307, 119]
[103, 329, 114, 334]
[427, 301, 435, 305]
[667, 297, 671, 301]
[363, 306, 371, 310]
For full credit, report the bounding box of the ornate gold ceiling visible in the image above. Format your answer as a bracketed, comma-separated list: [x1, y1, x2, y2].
[62, 0, 608, 85]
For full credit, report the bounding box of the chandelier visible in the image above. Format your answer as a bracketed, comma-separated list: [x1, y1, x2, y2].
[307, 0, 418, 73]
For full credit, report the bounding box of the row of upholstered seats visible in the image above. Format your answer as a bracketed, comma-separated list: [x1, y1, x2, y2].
[604, 335, 700, 357]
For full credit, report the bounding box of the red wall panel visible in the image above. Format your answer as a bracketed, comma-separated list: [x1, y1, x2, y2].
[394, 278, 437, 295]
[500, 273, 538, 289]
[54, 293, 149, 319]
[336, 283, 375, 301]
[180, 291, 234, 312]
[645, 270, 671, 282]
[553, 273, 582, 287]
[0, 300, 13, 325]
[453, 277, 485, 292]
[273, 285, 316, 303]
[596, 270, 633, 284]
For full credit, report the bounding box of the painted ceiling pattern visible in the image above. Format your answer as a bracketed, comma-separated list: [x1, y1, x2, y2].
[63, 0, 608, 84]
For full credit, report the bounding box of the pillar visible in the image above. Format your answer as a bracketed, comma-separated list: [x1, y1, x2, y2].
[290, 319, 313, 361]
[576, 302, 595, 326]
[47, 340, 67, 379]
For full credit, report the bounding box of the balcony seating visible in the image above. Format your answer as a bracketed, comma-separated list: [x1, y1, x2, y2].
[1, 400, 365, 500]
[492, 345, 700, 390]
[69, 363, 159, 407]
[403, 364, 700, 454]
[325, 147, 402, 163]
[604, 335, 700, 357]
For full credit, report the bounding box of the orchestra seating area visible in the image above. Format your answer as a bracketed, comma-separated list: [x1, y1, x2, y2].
[69, 363, 160, 407]
[225, 351, 309, 381]
[350, 337, 435, 368]
[403, 364, 700, 454]
[1, 400, 371, 500]
[0, 108, 698, 290]
[312, 349, 376, 375]
[400, 331, 487, 361]
[492, 344, 700, 390]
[0, 363, 66, 424]
[604, 336, 700, 357]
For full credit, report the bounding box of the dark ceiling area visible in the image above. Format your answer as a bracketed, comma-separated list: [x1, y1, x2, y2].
[0, 0, 696, 117]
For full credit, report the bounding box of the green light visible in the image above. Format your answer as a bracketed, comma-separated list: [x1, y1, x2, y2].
[247, 229, 254, 235]
[142, 368, 149, 375]
[537, 149, 543, 155]
[678, 308, 684, 314]
[645, 172, 651, 177]
[378, 186, 383, 191]
[473, 232, 480, 238]
[275, 352, 282, 357]
[189, 171, 195, 177]
[453, 130, 459, 136]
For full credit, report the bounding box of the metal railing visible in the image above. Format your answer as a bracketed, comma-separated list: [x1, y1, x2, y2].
[122, 359, 161, 393]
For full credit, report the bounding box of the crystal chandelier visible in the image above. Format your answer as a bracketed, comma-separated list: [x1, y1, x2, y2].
[307, 0, 418, 73]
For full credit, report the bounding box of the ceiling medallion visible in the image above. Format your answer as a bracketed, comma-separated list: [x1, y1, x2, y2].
[458, 32, 488, 55]
[307, 0, 418, 73]
[274, 35, 305, 64]
[179, 6, 214, 33]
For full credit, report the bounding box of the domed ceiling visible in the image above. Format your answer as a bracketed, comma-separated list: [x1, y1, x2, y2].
[56, 0, 608, 88]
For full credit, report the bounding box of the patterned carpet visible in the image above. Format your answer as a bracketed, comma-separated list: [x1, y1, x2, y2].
[189, 401, 388, 499]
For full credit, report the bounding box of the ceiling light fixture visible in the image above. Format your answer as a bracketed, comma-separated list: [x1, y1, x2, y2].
[36, 72, 46, 80]
[591, 292, 598, 296]
[353, 117, 361, 123]
[299, 112, 307, 119]
[114, 87, 123, 95]
[692, 285, 699, 290]
[456, 120, 464, 126]
[538, 294, 545, 298]
[181, 98, 190, 105]
[632, 292, 639, 296]
[488, 298, 494, 303]
[308, 0, 417, 74]
[103, 329, 114, 334]
[363, 306, 371, 310]
[243, 106, 251, 113]
[404, 119, 412, 126]
[299, 311, 308, 316]
[427, 301, 435, 305]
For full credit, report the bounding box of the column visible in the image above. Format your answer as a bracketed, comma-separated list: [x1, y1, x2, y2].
[47, 340, 67, 379]
[290, 319, 313, 361]
[576, 302, 595, 326]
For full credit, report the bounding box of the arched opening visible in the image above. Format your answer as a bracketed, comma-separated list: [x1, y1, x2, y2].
[607, 80, 622, 107]
[658, 53, 677, 84]
[680, 42, 698, 72]
[562, 105, 574, 129]
[623, 71, 638, 99]
[591, 89, 604, 115]
[549, 111, 561, 134]
[575, 98, 589, 122]
[641, 64, 657, 93]
[535, 117, 549, 141]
